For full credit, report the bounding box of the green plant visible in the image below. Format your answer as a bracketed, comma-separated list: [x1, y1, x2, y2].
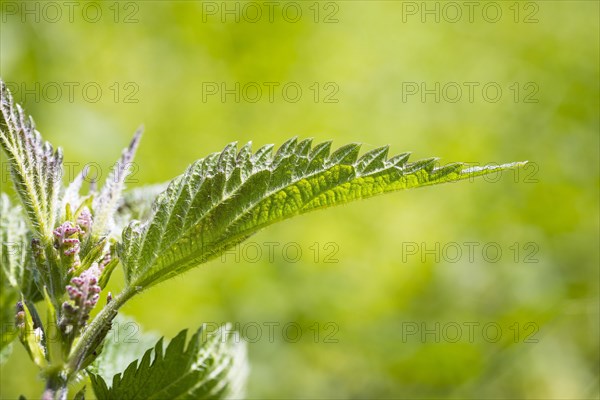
[0, 79, 526, 399]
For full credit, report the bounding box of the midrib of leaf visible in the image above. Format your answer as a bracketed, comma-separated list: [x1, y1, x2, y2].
[140, 165, 357, 283]
[123, 141, 352, 284]
[141, 164, 447, 278]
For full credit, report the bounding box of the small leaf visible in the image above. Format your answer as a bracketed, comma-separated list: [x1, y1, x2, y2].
[90, 324, 248, 400]
[92, 128, 143, 238]
[119, 139, 527, 289]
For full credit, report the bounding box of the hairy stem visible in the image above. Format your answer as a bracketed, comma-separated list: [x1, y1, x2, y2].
[66, 285, 137, 374]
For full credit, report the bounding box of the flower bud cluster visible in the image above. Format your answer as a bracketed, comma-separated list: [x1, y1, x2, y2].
[53, 221, 82, 271]
[60, 263, 101, 335]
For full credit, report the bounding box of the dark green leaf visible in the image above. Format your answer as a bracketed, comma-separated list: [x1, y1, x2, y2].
[90, 324, 247, 400]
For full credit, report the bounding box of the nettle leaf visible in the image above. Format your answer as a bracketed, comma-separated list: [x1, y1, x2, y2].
[0, 82, 63, 243]
[90, 324, 248, 400]
[92, 128, 143, 238]
[119, 138, 526, 289]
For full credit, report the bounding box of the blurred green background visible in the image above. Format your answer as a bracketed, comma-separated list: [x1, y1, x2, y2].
[1, 1, 598, 398]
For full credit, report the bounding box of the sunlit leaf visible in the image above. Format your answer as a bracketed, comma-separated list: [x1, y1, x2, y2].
[119, 138, 526, 289]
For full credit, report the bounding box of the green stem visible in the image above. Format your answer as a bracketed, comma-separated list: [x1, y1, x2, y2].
[66, 285, 137, 374]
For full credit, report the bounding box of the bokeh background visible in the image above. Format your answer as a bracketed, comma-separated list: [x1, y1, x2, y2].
[1, 1, 598, 398]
